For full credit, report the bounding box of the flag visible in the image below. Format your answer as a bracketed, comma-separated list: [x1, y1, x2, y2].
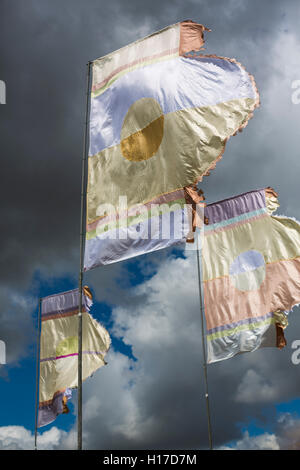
[84, 20, 259, 270]
[38, 287, 111, 427]
[202, 188, 300, 363]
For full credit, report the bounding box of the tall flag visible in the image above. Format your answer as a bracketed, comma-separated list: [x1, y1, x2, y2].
[84, 20, 259, 270]
[203, 188, 300, 363]
[38, 287, 111, 427]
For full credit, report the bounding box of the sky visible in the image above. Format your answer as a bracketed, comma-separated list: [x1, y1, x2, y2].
[0, 0, 300, 451]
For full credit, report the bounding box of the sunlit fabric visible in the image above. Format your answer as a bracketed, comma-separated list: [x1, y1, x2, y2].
[38, 287, 111, 427]
[203, 188, 300, 363]
[84, 20, 259, 270]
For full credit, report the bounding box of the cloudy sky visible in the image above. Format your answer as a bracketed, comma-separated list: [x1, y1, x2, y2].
[1, 0, 300, 451]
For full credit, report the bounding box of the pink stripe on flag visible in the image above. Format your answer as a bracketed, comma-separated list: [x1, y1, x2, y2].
[41, 350, 106, 362]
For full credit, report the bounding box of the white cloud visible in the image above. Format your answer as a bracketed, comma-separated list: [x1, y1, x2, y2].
[219, 412, 300, 450]
[275, 412, 300, 450]
[111, 254, 200, 353]
[82, 350, 141, 445]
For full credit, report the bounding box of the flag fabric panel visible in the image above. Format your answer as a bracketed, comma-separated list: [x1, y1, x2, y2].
[85, 189, 191, 268]
[84, 20, 259, 270]
[203, 188, 300, 363]
[38, 287, 111, 427]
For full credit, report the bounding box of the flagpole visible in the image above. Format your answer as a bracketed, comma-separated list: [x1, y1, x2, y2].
[78, 60, 92, 451]
[34, 298, 42, 451]
[196, 233, 213, 450]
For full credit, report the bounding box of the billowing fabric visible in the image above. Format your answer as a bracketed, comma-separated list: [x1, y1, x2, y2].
[38, 288, 111, 427]
[84, 20, 259, 270]
[85, 189, 190, 268]
[203, 188, 300, 363]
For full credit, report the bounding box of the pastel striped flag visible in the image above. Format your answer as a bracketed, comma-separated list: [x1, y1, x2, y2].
[84, 20, 259, 270]
[203, 188, 300, 363]
[38, 287, 111, 427]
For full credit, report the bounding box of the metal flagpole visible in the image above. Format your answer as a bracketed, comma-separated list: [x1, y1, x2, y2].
[34, 298, 42, 451]
[78, 60, 92, 451]
[196, 232, 213, 450]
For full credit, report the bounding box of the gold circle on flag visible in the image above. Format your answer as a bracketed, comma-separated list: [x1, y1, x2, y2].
[120, 97, 164, 162]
